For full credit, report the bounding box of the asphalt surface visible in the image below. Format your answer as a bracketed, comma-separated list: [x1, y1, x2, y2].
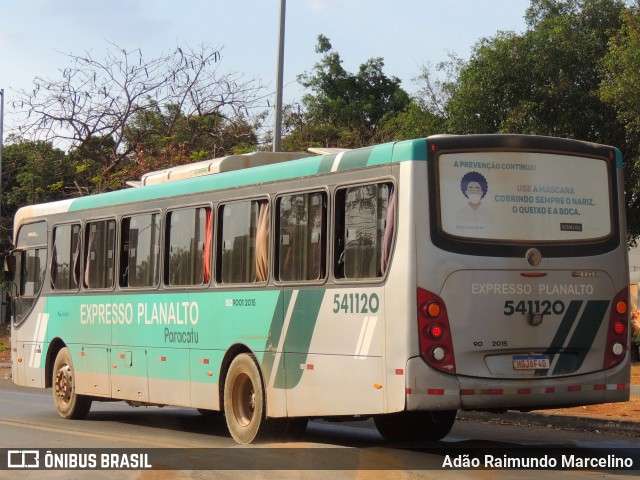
[1, 363, 638, 437]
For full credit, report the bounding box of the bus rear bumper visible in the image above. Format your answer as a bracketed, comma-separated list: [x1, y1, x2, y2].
[405, 356, 630, 412]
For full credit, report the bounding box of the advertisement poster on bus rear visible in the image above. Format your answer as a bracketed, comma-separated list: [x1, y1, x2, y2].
[438, 152, 611, 241]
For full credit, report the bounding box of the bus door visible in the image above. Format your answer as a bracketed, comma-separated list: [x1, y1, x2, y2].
[7, 221, 48, 387]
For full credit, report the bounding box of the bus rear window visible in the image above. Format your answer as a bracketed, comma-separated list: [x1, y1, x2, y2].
[437, 151, 612, 242]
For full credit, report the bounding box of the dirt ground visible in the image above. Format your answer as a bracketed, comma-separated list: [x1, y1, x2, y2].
[1, 323, 639, 422]
[531, 364, 640, 422]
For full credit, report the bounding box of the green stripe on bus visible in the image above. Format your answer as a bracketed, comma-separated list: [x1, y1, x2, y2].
[539, 300, 582, 376]
[615, 148, 624, 169]
[392, 138, 428, 163]
[552, 300, 610, 375]
[260, 291, 286, 384]
[68, 157, 324, 212]
[67, 140, 422, 212]
[273, 289, 325, 389]
[337, 147, 375, 171]
[317, 154, 337, 173]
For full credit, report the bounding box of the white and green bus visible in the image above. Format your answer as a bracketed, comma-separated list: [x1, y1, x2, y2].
[5, 135, 630, 444]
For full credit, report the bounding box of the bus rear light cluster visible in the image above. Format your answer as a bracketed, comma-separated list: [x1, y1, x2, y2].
[604, 288, 629, 369]
[417, 288, 456, 373]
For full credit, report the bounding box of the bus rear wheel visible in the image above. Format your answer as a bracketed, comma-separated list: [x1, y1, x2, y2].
[374, 410, 456, 442]
[223, 353, 266, 444]
[52, 347, 92, 420]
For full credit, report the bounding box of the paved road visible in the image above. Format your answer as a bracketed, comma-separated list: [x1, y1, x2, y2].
[0, 377, 639, 479]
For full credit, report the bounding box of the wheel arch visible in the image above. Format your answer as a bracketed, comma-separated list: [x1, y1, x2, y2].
[45, 337, 66, 388]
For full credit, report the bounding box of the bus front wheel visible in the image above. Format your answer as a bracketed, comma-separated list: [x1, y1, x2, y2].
[223, 353, 266, 444]
[374, 410, 456, 442]
[52, 347, 92, 420]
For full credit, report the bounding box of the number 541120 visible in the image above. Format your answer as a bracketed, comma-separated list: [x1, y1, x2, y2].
[332, 293, 380, 314]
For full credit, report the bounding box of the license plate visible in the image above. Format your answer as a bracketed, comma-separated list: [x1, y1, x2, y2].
[512, 355, 550, 370]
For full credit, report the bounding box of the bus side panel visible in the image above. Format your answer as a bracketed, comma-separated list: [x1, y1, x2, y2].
[76, 345, 110, 397]
[44, 295, 113, 398]
[280, 287, 385, 417]
[190, 349, 225, 410]
[147, 346, 191, 406]
[111, 347, 149, 403]
[284, 353, 383, 416]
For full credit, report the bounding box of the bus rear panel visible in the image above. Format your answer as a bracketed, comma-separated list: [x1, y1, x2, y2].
[407, 135, 629, 412]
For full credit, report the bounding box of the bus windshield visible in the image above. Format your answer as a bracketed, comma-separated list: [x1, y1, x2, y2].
[438, 151, 612, 242]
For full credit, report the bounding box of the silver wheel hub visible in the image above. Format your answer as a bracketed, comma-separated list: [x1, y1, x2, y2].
[55, 364, 73, 404]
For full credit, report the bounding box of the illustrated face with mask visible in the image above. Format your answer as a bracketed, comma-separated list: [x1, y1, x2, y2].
[465, 181, 483, 205]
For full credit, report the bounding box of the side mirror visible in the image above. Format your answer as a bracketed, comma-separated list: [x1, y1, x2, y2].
[3, 254, 16, 282]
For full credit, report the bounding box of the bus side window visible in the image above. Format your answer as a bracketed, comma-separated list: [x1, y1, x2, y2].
[84, 219, 116, 289]
[165, 207, 211, 286]
[120, 213, 161, 288]
[277, 191, 326, 282]
[218, 199, 269, 284]
[334, 183, 393, 280]
[51, 224, 81, 291]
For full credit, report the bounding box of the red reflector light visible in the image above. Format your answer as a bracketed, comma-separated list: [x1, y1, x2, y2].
[614, 321, 625, 335]
[430, 324, 443, 339]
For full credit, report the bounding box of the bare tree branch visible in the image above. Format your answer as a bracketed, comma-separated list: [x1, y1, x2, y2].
[13, 42, 266, 188]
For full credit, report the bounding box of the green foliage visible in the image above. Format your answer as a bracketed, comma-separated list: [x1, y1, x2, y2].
[2, 139, 69, 209]
[600, 8, 640, 135]
[599, 6, 640, 245]
[292, 35, 410, 148]
[446, 0, 626, 140]
[0, 138, 70, 254]
[124, 102, 259, 178]
[376, 100, 446, 143]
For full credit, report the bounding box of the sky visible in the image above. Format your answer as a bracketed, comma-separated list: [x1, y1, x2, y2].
[0, 0, 531, 135]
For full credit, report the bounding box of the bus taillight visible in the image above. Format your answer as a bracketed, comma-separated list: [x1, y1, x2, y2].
[428, 323, 444, 339]
[604, 288, 629, 369]
[417, 288, 456, 373]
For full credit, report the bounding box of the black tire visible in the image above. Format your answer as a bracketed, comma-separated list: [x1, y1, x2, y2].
[374, 410, 456, 442]
[223, 353, 266, 444]
[52, 347, 92, 420]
